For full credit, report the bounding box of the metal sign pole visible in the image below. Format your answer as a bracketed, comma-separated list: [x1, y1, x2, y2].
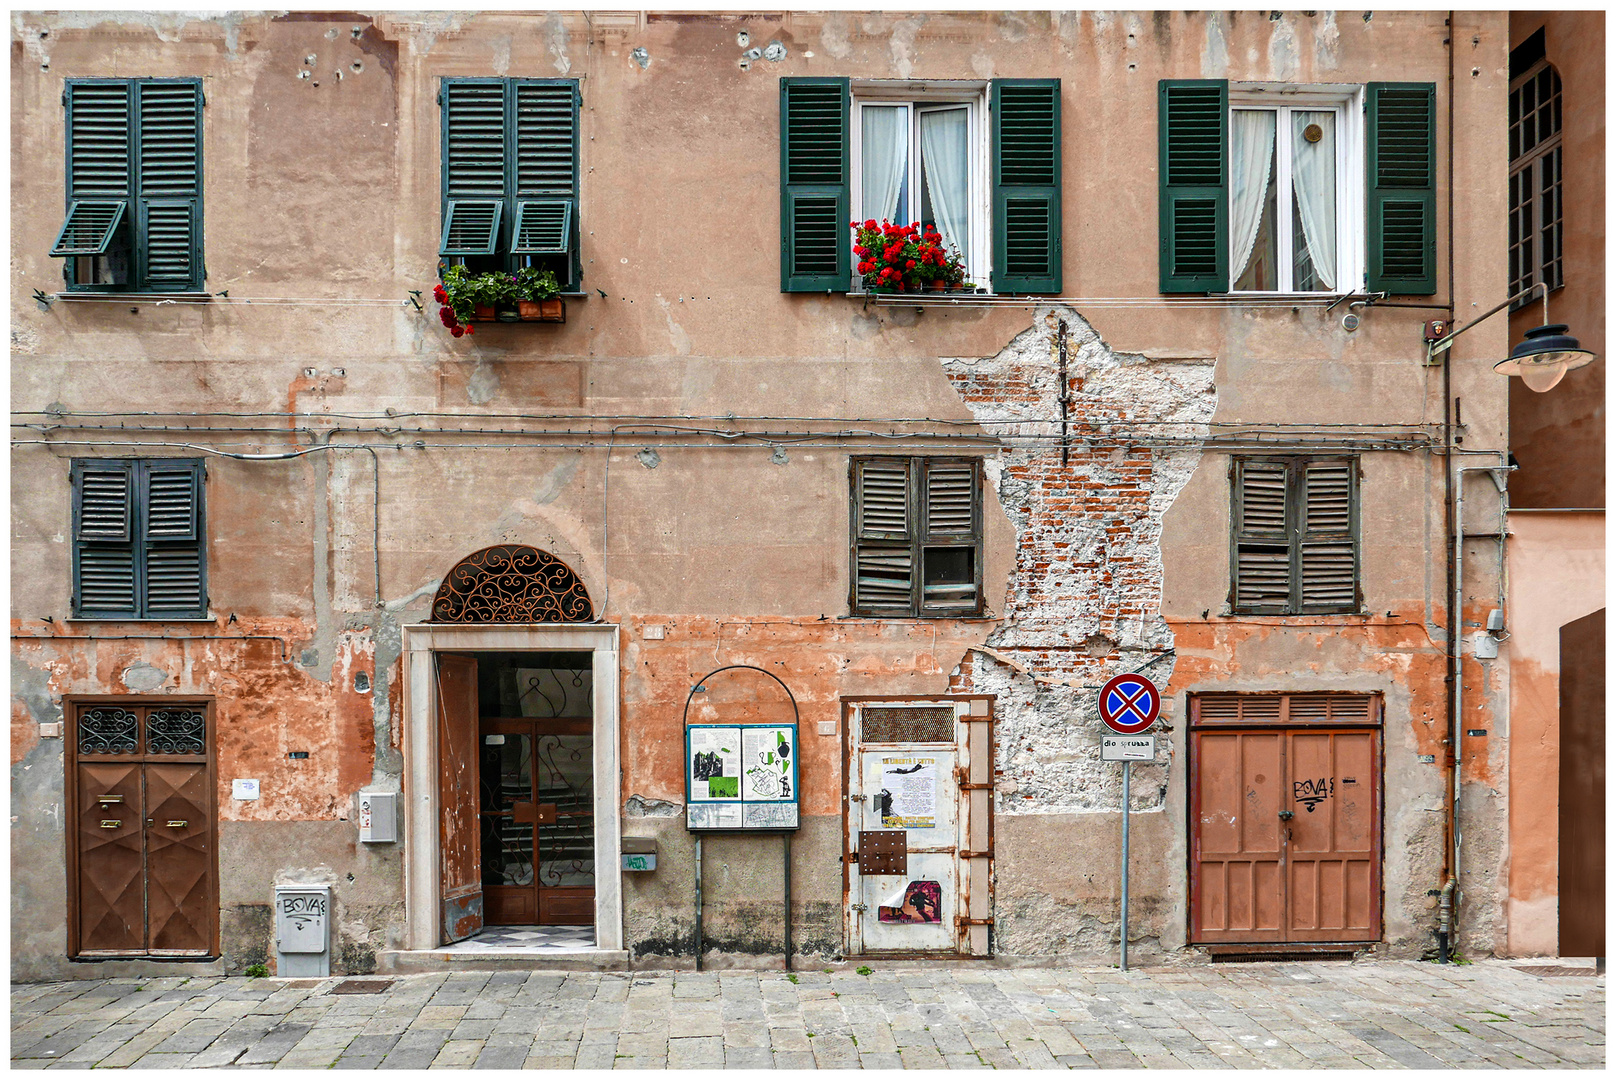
[1120, 759, 1130, 972]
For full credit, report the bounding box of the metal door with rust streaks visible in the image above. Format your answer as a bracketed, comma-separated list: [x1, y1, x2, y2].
[1191, 730, 1285, 942]
[437, 654, 484, 943]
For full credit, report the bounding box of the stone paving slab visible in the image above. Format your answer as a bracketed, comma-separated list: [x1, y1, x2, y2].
[9, 959, 1604, 1069]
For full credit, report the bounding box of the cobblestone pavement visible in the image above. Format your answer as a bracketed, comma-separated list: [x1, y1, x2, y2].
[10, 959, 1603, 1069]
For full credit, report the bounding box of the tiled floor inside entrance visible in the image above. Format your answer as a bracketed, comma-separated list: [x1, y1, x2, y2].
[439, 924, 595, 952]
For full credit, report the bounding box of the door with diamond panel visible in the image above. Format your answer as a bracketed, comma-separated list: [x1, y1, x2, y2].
[68, 700, 216, 958]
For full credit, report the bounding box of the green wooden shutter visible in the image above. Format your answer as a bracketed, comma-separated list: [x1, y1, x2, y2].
[141, 460, 206, 618]
[1298, 459, 1358, 612]
[135, 81, 203, 290]
[991, 80, 1062, 294]
[1367, 83, 1437, 294]
[59, 82, 132, 277]
[72, 459, 138, 617]
[441, 79, 509, 256]
[780, 77, 850, 293]
[1231, 458, 1291, 613]
[1158, 80, 1228, 293]
[513, 80, 580, 284]
[852, 458, 913, 614]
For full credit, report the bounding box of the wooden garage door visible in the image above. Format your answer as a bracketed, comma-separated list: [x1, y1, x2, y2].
[1190, 693, 1381, 944]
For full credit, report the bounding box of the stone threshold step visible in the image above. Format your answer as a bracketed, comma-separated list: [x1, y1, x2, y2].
[376, 949, 632, 973]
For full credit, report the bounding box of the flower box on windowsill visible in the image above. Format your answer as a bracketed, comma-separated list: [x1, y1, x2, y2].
[468, 299, 565, 324]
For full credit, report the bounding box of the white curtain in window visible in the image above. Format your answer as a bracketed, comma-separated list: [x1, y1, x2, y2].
[919, 107, 970, 264]
[861, 106, 908, 222]
[1230, 110, 1277, 285]
[1291, 110, 1338, 290]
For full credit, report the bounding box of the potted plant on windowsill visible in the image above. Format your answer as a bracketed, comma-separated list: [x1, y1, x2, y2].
[851, 219, 965, 294]
[513, 267, 563, 322]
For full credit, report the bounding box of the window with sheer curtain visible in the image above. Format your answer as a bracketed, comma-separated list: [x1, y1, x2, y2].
[852, 95, 982, 289]
[1230, 102, 1349, 293]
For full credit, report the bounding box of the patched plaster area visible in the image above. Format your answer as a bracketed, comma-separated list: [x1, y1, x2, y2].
[943, 305, 1215, 816]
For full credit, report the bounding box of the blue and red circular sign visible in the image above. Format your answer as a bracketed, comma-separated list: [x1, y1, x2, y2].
[1098, 674, 1161, 735]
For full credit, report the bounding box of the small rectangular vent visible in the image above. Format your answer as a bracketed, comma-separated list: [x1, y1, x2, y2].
[1211, 950, 1355, 964]
[863, 706, 955, 744]
[331, 978, 394, 994]
[1194, 693, 1377, 726]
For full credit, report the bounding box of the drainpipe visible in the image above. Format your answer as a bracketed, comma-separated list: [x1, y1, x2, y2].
[693, 834, 703, 972]
[1438, 7, 1460, 958]
[1438, 877, 1456, 962]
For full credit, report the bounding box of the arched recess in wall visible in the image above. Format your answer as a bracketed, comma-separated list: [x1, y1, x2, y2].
[428, 545, 595, 623]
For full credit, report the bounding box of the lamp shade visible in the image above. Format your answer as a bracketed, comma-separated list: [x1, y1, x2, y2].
[1492, 323, 1599, 393]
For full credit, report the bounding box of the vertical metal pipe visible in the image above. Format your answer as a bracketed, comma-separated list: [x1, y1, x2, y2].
[1120, 760, 1131, 972]
[694, 834, 703, 972]
[783, 833, 792, 971]
[1057, 320, 1071, 468]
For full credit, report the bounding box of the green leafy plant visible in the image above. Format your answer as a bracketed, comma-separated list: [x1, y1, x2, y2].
[785, 973, 798, 985]
[512, 266, 560, 303]
[244, 963, 269, 978]
[855, 965, 873, 976]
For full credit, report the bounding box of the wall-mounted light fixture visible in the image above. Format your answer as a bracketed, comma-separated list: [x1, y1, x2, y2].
[1425, 281, 1599, 393]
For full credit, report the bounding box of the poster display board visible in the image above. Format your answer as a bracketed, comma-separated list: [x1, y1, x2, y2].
[685, 723, 799, 831]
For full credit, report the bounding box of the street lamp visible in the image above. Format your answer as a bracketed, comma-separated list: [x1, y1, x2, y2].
[1424, 281, 1600, 392]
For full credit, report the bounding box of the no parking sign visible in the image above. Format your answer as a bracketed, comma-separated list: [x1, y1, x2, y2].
[1098, 673, 1161, 735]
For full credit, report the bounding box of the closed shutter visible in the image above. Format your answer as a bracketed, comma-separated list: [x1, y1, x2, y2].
[72, 460, 137, 617]
[853, 459, 913, 613]
[1158, 80, 1228, 293]
[1298, 459, 1357, 612]
[991, 80, 1062, 294]
[1366, 83, 1437, 295]
[1232, 459, 1291, 613]
[780, 77, 850, 292]
[140, 461, 206, 618]
[136, 82, 203, 290]
[920, 460, 981, 614]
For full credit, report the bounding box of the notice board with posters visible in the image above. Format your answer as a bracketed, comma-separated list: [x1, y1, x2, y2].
[685, 723, 799, 831]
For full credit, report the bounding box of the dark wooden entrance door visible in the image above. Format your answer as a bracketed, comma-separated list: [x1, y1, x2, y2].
[1559, 609, 1605, 958]
[1190, 694, 1381, 945]
[437, 654, 484, 944]
[480, 717, 595, 925]
[68, 701, 216, 958]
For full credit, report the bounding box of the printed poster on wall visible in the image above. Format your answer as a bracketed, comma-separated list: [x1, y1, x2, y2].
[688, 727, 740, 801]
[878, 756, 938, 829]
[741, 726, 795, 802]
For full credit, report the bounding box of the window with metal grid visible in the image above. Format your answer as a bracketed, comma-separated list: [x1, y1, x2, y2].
[1508, 61, 1564, 303]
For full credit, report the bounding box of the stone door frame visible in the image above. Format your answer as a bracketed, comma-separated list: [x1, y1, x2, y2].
[400, 623, 622, 952]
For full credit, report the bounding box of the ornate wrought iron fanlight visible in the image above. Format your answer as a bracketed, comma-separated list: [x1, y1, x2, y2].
[429, 545, 594, 624]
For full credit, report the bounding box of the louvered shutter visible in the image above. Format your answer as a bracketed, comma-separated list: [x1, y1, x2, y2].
[72, 460, 137, 617]
[780, 77, 850, 293]
[441, 79, 508, 256]
[141, 460, 206, 617]
[513, 81, 578, 273]
[57, 82, 132, 270]
[1158, 80, 1229, 293]
[921, 460, 981, 613]
[923, 462, 976, 535]
[853, 459, 913, 614]
[991, 80, 1062, 294]
[136, 81, 203, 289]
[1299, 459, 1358, 612]
[1366, 83, 1437, 294]
[1232, 459, 1291, 613]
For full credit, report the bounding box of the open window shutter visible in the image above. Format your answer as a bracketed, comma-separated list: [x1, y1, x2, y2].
[59, 82, 132, 269]
[1367, 83, 1437, 294]
[141, 460, 206, 618]
[991, 79, 1062, 294]
[1299, 459, 1357, 612]
[853, 459, 913, 613]
[513, 80, 580, 282]
[1158, 80, 1228, 293]
[52, 202, 127, 257]
[136, 81, 203, 289]
[1232, 459, 1291, 612]
[72, 460, 137, 617]
[442, 79, 509, 256]
[780, 77, 850, 293]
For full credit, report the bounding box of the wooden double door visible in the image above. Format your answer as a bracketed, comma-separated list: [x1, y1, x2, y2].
[1191, 719, 1381, 943]
[68, 700, 217, 958]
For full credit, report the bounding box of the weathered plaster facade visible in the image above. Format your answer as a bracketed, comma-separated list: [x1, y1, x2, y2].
[13, 10, 1514, 979]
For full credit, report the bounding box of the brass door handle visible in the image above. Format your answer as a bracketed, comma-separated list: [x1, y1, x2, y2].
[167, 820, 188, 828]
[100, 820, 121, 828]
[97, 795, 123, 804]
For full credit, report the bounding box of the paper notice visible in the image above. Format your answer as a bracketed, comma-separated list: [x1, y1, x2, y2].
[877, 757, 937, 829]
[688, 727, 740, 801]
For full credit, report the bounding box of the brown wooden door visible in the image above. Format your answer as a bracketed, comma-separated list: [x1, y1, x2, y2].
[1559, 608, 1605, 957]
[1191, 724, 1381, 944]
[69, 701, 217, 959]
[481, 717, 595, 927]
[437, 654, 484, 943]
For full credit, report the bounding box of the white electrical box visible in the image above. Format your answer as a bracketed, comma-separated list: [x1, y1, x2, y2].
[358, 791, 397, 843]
[274, 885, 331, 977]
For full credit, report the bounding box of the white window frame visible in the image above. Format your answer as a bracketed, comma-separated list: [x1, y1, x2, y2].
[1228, 84, 1365, 296]
[850, 81, 992, 293]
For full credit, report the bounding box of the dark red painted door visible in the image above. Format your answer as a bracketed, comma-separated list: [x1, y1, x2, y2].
[437, 654, 483, 943]
[1285, 730, 1380, 941]
[1191, 730, 1286, 941]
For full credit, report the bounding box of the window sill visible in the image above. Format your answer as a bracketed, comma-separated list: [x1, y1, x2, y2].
[1218, 610, 1371, 620]
[52, 291, 213, 302]
[839, 614, 1000, 622]
[62, 617, 220, 624]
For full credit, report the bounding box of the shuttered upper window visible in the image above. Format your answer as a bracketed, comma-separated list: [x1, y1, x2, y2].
[1231, 457, 1359, 615]
[851, 457, 983, 617]
[72, 459, 207, 620]
[1160, 81, 1436, 296]
[782, 78, 1061, 295]
[439, 78, 581, 290]
[52, 79, 204, 292]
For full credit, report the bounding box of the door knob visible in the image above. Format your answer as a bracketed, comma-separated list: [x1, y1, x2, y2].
[1278, 810, 1295, 821]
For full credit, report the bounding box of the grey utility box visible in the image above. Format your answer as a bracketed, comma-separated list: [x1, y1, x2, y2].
[274, 885, 331, 977]
[358, 790, 397, 843]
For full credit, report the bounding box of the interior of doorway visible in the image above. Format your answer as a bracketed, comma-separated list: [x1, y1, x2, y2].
[460, 650, 596, 934]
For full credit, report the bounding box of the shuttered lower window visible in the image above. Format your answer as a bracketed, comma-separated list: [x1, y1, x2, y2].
[852, 457, 983, 617]
[52, 79, 204, 292]
[1231, 457, 1358, 615]
[440, 78, 581, 289]
[72, 459, 207, 620]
